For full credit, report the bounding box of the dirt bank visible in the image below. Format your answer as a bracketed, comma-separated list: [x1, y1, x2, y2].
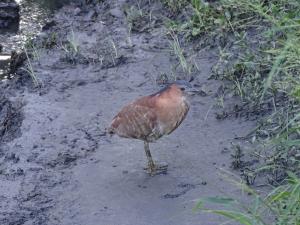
[0, 1, 259, 224]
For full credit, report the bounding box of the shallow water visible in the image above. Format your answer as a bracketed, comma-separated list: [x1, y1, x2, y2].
[0, 0, 70, 52]
[0, 0, 70, 78]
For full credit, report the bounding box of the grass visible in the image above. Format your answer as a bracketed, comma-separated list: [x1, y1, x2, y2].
[110, 39, 118, 59]
[124, 3, 153, 33]
[21, 47, 40, 87]
[176, 0, 300, 180]
[194, 172, 300, 225]
[24, 36, 41, 61]
[168, 30, 193, 76]
[62, 29, 80, 63]
[162, 0, 300, 223]
[161, 0, 189, 15]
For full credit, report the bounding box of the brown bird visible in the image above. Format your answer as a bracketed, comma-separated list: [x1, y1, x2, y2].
[109, 80, 197, 176]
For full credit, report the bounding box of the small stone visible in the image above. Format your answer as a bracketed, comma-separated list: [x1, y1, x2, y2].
[221, 147, 230, 154]
[109, 8, 123, 18]
[84, 10, 97, 21]
[16, 168, 24, 176]
[74, 7, 81, 15]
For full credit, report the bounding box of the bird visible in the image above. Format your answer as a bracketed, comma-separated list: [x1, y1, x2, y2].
[108, 80, 197, 176]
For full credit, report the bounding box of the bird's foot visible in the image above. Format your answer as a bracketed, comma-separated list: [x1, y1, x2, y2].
[144, 162, 168, 176]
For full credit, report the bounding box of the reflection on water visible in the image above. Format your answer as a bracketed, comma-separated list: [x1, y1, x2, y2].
[0, 0, 70, 52]
[0, 0, 70, 78]
[16, 0, 71, 12]
[0, 55, 11, 80]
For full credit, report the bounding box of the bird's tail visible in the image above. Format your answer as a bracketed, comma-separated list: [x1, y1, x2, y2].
[105, 126, 115, 137]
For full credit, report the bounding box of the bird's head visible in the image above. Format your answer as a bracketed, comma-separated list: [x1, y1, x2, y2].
[173, 80, 199, 96]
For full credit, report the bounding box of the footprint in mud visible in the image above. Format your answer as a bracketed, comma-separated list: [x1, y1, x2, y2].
[4, 152, 20, 163]
[162, 182, 204, 199]
[47, 153, 79, 168]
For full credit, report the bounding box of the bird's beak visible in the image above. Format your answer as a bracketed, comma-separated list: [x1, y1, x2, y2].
[186, 87, 200, 95]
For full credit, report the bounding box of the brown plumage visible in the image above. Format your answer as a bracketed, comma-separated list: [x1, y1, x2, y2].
[109, 81, 194, 175]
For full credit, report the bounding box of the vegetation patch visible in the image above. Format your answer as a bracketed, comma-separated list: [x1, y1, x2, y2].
[162, 0, 300, 223]
[165, 0, 300, 182]
[195, 172, 300, 225]
[161, 0, 189, 16]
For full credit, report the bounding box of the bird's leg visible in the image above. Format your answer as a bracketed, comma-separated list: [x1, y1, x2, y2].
[144, 141, 156, 175]
[143, 141, 168, 176]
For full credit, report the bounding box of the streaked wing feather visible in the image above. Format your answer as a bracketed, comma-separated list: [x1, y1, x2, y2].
[166, 101, 189, 135]
[110, 103, 158, 140]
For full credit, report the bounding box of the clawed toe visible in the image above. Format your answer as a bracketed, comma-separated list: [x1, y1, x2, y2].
[143, 142, 168, 176]
[144, 163, 168, 176]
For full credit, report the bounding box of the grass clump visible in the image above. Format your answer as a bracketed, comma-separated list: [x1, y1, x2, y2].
[178, 0, 300, 181]
[195, 172, 300, 225]
[169, 31, 193, 75]
[61, 29, 89, 64]
[21, 47, 41, 87]
[62, 29, 80, 63]
[165, 0, 300, 223]
[124, 4, 155, 33]
[161, 0, 189, 15]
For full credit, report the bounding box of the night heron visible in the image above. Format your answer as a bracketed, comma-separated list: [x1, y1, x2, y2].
[109, 80, 197, 176]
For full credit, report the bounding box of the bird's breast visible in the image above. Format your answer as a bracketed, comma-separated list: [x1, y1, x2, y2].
[156, 95, 189, 135]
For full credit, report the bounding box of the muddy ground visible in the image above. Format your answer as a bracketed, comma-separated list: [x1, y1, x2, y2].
[0, 1, 262, 224]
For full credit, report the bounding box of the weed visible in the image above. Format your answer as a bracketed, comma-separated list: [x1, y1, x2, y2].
[21, 47, 40, 87]
[169, 31, 190, 73]
[44, 32, 58, 49]
[161, 0, 188, 16]
[62, 29, 81, 64]
[124, 4, 153, 33]
[168, 30, 197, 79]
[241, 167, 257, 185]
[181, 0, 300, 182]
[177, 0, 300, 223]
[66, 29, 79, 55]
[195, 172, 300, 225]
[231, 144, 244, 169]
[110, 39, 118, 59]
[24, 35, 41, 61]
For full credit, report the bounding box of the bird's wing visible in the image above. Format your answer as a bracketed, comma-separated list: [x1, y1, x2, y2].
[165, 100, 190, 135]
[110, 103, 159, 140]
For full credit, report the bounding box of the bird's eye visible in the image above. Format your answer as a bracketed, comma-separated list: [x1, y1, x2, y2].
[180, 87, 185, 91]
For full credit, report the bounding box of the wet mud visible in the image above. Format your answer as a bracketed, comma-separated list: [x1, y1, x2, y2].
[0, 1, 260, 224]
[0, 0, 19, 30]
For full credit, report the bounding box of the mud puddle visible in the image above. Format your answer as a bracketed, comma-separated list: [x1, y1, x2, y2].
[0, 0, 264, 224]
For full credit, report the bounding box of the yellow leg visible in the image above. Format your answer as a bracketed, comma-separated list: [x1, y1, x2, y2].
[144, 141, 156, 175]
[143, 141, 168, 176]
